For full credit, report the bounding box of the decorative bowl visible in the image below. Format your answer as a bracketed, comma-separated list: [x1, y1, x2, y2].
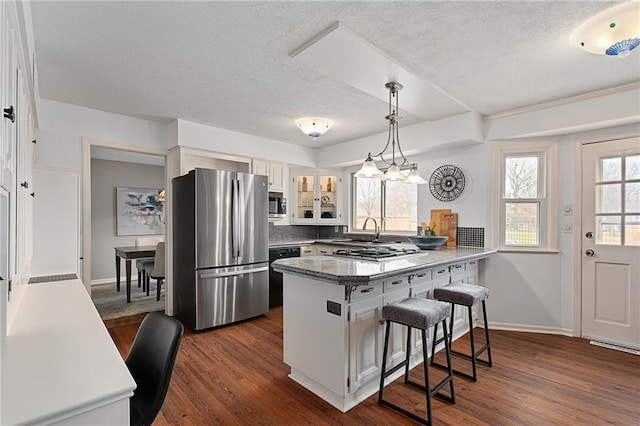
[407, 235, 449, 250]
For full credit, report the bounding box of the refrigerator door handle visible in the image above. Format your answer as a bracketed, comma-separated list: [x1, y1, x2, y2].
[231, 178, 238, 258]
[237, 178, 245, 259]
[199, 266, 268, 279]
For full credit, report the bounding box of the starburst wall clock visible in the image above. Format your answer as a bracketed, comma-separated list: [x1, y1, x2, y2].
[429, 165, 466, 202]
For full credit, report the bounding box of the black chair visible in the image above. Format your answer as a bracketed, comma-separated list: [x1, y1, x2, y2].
[126, 312, 184, 426]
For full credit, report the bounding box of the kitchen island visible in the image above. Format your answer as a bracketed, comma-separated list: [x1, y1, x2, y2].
[272, 246, 496, 412]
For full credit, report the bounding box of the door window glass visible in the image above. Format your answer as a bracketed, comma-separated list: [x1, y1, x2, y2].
[626, 215, 640, 246]
[596, 183, 621, 213]
[595, 153, 640, 246]
[596, 215, 621, 245]
[625, 154, 640, 180]
[600, 157, 621, 181]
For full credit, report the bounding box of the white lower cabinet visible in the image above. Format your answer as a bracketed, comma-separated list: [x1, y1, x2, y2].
[382, 286, 411, 369]
[348, 295, 383, 392]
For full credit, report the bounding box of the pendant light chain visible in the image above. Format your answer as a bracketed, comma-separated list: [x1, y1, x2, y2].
[354, 81, 427, 184]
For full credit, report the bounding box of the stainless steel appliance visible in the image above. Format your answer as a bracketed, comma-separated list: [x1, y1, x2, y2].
[268, 192, 286, 219]
[173, 168, 269, 331]
[268, 246, 300, 308]
[331, 247, 419, 261]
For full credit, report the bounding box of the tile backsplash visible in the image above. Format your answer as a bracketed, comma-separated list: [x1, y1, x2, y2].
[456, 227, 485, 247]
[269, 223, 319, 242]
[269, 223, 484, 247]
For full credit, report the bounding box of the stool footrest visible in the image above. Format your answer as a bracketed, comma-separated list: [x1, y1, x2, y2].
[430, 361, 477, 381]
[451, 344, 492, 366]
[382, 360, 408, 379]
[379, 400, 430, 425]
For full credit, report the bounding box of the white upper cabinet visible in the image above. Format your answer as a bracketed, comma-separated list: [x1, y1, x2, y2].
[291, 169, 344, 225]
[252, 159, 285, 192]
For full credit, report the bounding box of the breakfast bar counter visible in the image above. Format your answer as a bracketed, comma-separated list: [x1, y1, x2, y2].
[272, 246, 496, 412]
[272, 246, 496, 285]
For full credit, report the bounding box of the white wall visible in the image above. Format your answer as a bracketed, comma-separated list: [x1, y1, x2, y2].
[91, 159, 164, 282]
[176, 119, 317, 167]
[35, 99, 170, 170]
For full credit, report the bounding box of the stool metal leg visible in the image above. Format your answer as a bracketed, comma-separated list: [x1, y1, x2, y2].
[379, 320, 455, 425]
[423, 329, 432, 426]
[378, 321, 392, 404]
[431, 301, 493, 381]
[482, 300, 493, 367]
[404, 326, 412, 384]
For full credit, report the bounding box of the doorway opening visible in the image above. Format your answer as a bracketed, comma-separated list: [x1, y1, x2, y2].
[82, 138, 168, 321]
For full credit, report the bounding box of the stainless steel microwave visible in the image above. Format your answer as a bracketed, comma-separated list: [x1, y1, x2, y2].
[269, 193, 286, 219]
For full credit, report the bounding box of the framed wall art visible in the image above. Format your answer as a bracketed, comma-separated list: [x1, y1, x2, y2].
[115, 187, 165, 236]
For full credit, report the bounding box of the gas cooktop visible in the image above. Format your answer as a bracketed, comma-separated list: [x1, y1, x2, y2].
[331, 247, 420, 261]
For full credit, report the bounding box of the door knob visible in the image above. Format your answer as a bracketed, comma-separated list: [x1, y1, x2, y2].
[585, 249, 594, 257]
[585, 232, 594, 238]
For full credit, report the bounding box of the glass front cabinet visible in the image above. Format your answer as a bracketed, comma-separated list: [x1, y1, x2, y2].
[292, 170, 343, 225]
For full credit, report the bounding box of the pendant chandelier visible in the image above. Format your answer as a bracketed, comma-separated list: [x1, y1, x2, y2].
[354, 82, 427, 184]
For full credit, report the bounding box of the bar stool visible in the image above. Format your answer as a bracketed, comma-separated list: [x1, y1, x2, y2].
[431, 283, 492, 382]
[378, 297, 455, 425]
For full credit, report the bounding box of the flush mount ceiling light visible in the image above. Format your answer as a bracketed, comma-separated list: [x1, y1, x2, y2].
[570, 1, 640, 58]
[354, 82, 427, 184]
[295, 117, 333, 140]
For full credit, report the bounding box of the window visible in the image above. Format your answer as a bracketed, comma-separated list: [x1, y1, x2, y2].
[595, 152, 640, 246]
[495, 141, 558, 251]
[352, 175, 417, 233]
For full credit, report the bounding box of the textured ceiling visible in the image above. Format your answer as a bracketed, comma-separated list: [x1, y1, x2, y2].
[30, 1, 640, 148]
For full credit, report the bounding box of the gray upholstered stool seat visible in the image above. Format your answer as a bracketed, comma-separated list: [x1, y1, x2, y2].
[379, 297, 455, 425]
[431, 283, 493, 382]
[433, 283, 489, 306]
[382, 297, 451, 329]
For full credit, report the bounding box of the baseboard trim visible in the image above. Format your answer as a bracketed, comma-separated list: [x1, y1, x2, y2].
[91, 276, 139, 286]
[489, 322, 573, 337]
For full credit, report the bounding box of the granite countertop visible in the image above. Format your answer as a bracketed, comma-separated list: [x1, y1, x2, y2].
[268, 239, 318, 248]
[271, 246, 497, 286]
[268, 237, 409, 248]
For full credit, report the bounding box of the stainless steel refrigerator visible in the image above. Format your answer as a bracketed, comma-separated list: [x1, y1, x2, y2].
[173, 168, 269, 331]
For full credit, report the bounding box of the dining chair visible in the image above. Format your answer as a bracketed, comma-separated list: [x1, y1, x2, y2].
[144, 241, 165, 301]
[135, 237, 162, 291]
[125, 312, 183, 426]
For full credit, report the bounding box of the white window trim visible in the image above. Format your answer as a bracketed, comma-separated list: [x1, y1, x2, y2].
[493, 141, 559, 252]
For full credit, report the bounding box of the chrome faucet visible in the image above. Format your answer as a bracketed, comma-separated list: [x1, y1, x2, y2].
[363, 217, 380, 241]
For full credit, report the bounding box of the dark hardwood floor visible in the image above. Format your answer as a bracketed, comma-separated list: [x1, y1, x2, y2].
[108, 307, 640, 425]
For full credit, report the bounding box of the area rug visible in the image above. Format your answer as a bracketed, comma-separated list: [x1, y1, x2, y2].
[91, 281, 165, 321]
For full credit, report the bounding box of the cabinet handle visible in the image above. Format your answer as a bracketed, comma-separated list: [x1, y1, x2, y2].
[30, 192, 35, 197]
[391, 280, 403, 285]
[3, 106, 15, 123]
[437, 269, 446, 274]
[360, 287, 374, 293]
[20, 181, 29, 189]
[417, 273, 427, 278]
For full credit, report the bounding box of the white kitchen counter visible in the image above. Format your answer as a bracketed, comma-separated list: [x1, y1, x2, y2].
[1, 279, 136, 425]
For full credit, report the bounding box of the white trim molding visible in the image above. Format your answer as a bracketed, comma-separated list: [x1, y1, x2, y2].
[489, 322, 573, 337]
[493, 140, 559, 252]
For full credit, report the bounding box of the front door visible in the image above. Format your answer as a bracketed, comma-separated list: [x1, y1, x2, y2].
[581, 136, 640, 349]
